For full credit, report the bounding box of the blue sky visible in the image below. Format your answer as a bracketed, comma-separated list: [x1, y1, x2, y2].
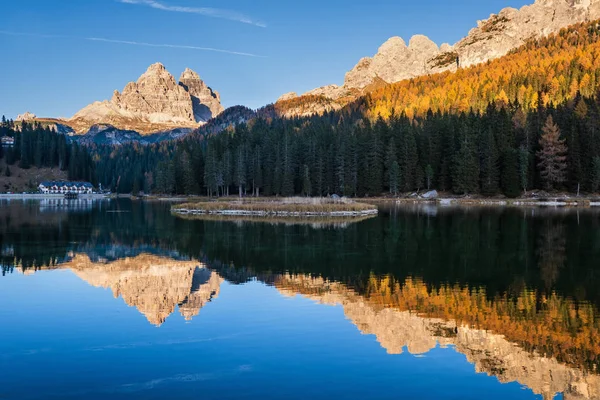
[0, 0, 532, 119]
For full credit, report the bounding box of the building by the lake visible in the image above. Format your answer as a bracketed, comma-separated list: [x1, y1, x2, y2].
[1, 136, 14, 147]
[38, 181, 94, 194]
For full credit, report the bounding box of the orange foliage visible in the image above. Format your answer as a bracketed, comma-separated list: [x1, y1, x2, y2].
[365, 276, 600, 372]
[364, 21, 600, 119]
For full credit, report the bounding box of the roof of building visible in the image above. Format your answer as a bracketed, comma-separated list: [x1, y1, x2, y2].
[39, 181, 93, 188]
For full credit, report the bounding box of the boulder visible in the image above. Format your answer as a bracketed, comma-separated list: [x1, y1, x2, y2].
[421, 190, 439, 199]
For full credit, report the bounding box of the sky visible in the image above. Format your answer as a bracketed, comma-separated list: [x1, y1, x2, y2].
[0, 0, 533, 120]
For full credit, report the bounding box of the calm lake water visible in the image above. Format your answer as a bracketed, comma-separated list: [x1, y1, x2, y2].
[1, 199, 600, 400]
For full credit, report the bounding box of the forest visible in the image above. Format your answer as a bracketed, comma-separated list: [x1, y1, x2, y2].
[0, 118, 96, 183]
[86, 21, 600, 197]
[88, 94, 599, 197]
[7, 21, 600, 197]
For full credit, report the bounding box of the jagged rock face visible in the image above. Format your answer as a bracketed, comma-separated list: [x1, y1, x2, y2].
[179, 68, 224, 123]
[446, 0, 600, 71]
[111, 63, 194, 124]
[345, 35, 439, 91]
[69, 63, 223, 135]
[296, 0, 600, 104]
[66, 253, 223, 326]
[16, 112, 37, 121]
[277, 92, 298, 102]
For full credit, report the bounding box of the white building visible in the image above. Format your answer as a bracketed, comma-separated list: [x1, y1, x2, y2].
[38, 181, 93, 194]
[1, 136, 14, 147]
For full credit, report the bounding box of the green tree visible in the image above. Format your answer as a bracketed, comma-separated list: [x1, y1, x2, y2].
[425, 164, 434, 190]
[302, 165, 311, 196]
[537, 116, 568, 191]
[591, 157, 600, 193]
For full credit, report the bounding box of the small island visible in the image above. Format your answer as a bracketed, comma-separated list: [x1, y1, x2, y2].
[172, 197, 378, 218]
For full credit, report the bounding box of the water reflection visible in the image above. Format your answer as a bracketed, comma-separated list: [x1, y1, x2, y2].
[3, 200, 600, 399]
[12, 254, 600, 400]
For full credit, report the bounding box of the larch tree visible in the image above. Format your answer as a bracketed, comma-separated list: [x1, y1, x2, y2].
[537, 115, 568, 191]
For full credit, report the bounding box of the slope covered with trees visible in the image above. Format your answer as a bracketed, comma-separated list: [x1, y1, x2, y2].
[0, 119, 96, 190]
[75, 20, 600, 197]
[359, 21, 600, 119]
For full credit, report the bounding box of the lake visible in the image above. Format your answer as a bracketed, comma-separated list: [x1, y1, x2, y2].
[1, 199, 600, 400]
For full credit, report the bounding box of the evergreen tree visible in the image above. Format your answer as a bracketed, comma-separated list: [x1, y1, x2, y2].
[537, 116, 568, 191]
[389, 161, 400, 195]
[502, 149, 522, 198]
[302, 165, 311, 196]
[425, 165, 434, 190]
[452, 129, 479, 194]
[479, 128, 499, 195]
[591, 157, 600, 193]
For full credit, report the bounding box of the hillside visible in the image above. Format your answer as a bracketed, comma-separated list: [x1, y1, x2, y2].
[278, 0, 600, 114]
[361, 21, 600, 119]
[276, 20, 600, 120]
[0, 159, 68, 193]
[88, 19, 600, 198]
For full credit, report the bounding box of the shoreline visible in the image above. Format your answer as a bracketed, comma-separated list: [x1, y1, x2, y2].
[153, 194, 600, 208]
[172, 199, 379, 218]
[0, 194, 109, 200]
[173, 208, 379, 217]
[388, 197, 600, 208]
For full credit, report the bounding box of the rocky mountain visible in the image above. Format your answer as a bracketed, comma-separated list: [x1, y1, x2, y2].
[72, 124, 193, 146]
[282, 0, 600, 103]
[16, 111, 37, 121]
[69, 63, 224, 135]
[179, 68, 224, 122]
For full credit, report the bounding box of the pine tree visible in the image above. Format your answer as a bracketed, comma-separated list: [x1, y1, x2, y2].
[425, 164, 434, 190]
[518, 147, 530, 193]
[537, 116, 568, 191]
[502, 149, 522, 198]
[389, 161, 400, 195]
[385, 137, 398, 194]
[479, 128, 499, 195]
[591, 157, 600, 193]
[235, 146, 246, 197]
[302, 165, 311, 196]
[452, 129, 479, 195]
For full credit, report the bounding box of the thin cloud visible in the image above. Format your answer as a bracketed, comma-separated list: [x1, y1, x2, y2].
[0, 31, 265, 57]
[87, 37, 265, 57]
[118, 0, 266, 27]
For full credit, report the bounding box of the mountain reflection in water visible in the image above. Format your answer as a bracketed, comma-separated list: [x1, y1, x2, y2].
[2, 199, 600, 400]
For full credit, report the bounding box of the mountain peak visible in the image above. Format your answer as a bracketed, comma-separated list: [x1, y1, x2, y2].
[70, 63, 224, 134]
[179, 67, 224, 123]
[297, 0, 600, 107]
[147, 62, 166, 72]
[180, 67, 201, 82]
[408, 35, 438, 52]
[16, 111, 37, 121]
[378, 36, 407, 53]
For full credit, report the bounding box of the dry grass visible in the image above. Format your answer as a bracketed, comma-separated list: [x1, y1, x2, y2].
[173, 212, 376, 227]
[173, 197, 377, 215]
[0, 159, 68, 193]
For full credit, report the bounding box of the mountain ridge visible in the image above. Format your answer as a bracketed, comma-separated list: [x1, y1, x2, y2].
[278, 0, 600, 113]
[63, 63, 224, 135]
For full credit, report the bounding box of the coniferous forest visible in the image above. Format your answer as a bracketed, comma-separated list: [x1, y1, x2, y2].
[7, 22, 600, 197]
[87, 96, 600, 197]
[0, 119, 96, 183]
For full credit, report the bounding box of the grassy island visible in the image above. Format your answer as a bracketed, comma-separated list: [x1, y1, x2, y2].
[172, 197, 378, 218]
